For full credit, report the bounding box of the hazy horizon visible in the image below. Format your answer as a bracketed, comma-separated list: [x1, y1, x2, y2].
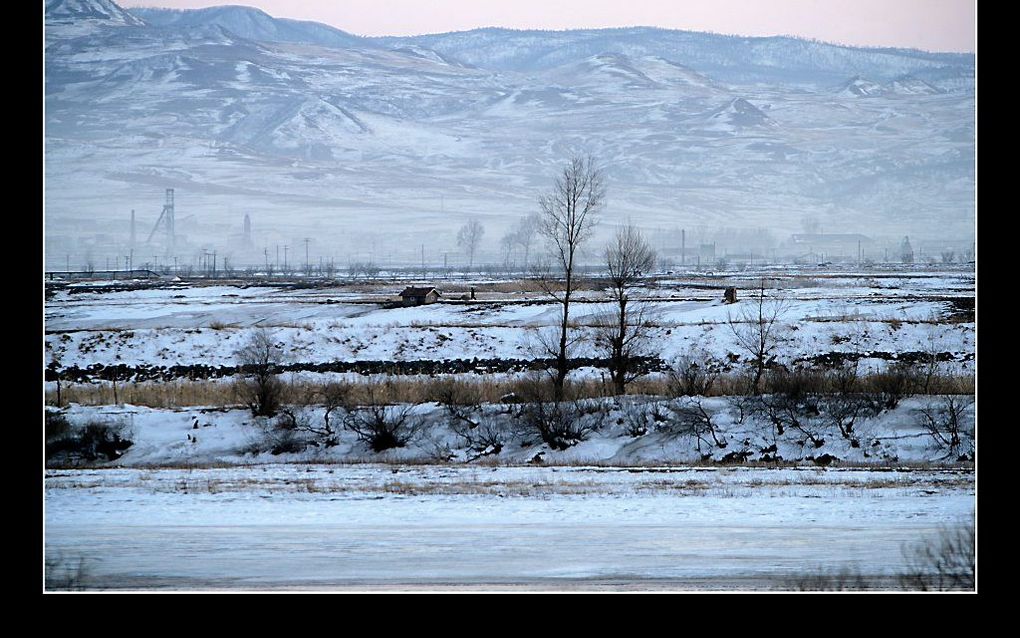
[119, 0, 976, 53]
[45, 0, 975, 271]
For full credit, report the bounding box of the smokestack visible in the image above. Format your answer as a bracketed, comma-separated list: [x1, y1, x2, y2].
[243, 214, 252, 247]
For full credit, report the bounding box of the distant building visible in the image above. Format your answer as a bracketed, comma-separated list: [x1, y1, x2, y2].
[399, 286, 441, 306]
[789, 233, 873, 261]
[901, 236, 914, 264]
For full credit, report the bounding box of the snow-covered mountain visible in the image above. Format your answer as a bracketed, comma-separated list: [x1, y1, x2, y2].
[376, 26, 973, 89]
[44, 2, 975, 267]
[46, 0, 144, 25]
[130, 5, 371, 50]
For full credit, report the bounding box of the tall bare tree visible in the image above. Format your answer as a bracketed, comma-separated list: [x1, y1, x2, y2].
[538, 154, 605, 397]
[595, 224, 656, 395]
[727, 278, 789, 394]
[514, 212, 541, 270]
[457, 218, 485, 270]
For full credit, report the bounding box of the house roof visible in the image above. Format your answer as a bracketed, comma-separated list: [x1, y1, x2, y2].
[399, 286, 440, 297]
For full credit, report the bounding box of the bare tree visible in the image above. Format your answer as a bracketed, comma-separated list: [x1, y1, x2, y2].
[537, 154, 605, 397]
[499, 231, 516, 272]
[916, 395, 974, 459]
[898, 522, 975, 591]
[457, 218, 485, 270]
[514, 212, 541, 270]
[727, 278, 789, 394]
[594, 224, 656, 394]
[235, 328, 284, 416]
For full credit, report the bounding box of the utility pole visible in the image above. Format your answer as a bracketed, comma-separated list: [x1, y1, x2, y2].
[681, 228, 686, 267]
[276, 244, 280, 269]
[264, 247, 269, 274]
[421, 243, 426, 280]
[283, 245, 289, 271]
[303, 238, 311, 276]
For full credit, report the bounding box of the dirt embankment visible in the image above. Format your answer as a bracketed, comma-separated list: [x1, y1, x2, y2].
[47, 350, 971, 384]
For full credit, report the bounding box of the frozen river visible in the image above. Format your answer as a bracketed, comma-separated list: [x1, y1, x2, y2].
[44, 465, 974, 591]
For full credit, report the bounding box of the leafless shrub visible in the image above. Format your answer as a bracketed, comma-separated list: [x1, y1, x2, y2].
[619, 400, 668, 437]
[781, 567, 874, 591]
[666, 351, 722, 397]
[660, 397, 727, 453]
[754, 367, 825, 445]
[457, 420, 508, 460]
[783, 520, 976, 592]
[817, 361, 873, 442]
[509, 374, 606, 450]
[434, 379, 482, 428]
[916, 396, 974, 459]
[898, 522, 975, 591]
[45, 409, 71, 441]
[46, 418, 133, 465]
[319, 381, 353, 441]
[865, 362, 917, 411]
[277, 406, 338, 448]
[235, 328, 284, 417]
[45, 553, 92, 591]
[342, 381, 425, 452]
[918, 329, 947, 394]
[265, 416, 311, 455]
[434, 379, 507, 458]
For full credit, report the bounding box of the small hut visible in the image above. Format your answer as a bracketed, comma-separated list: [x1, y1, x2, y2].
[399, 286, 441, 306]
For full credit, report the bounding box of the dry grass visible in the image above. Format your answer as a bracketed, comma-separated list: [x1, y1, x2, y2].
[45, 370, 975, 409]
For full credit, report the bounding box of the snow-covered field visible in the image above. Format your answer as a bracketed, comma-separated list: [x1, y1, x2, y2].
[45, 464, 973, 590]
[45, 270, 974, 377]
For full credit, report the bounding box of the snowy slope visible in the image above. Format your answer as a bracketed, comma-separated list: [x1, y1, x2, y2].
[44, 2, 975, 267]
[46, 0, 145, 26]
[131, 5, 371, 50]
[376, 27, 973, 88]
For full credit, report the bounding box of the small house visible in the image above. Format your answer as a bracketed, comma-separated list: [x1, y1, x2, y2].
[399, 286, 441, 306]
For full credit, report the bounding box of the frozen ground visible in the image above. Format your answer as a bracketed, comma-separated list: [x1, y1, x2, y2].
[44, 464, 973, 590]
[44, 270, 974, 377]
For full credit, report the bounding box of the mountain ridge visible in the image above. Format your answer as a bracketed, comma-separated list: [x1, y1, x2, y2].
[44, 0, 976, 261]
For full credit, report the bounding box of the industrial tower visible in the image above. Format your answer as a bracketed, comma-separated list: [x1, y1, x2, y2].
[146, 188, 175, 255]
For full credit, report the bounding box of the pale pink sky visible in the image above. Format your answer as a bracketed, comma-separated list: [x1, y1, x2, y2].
[121, 0, 976, 52]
